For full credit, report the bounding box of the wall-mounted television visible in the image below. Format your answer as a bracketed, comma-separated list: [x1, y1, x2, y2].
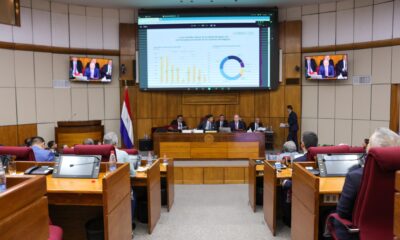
[69, 57, 113, 83]
[138, 8, 279, 91]
[305, 54, 348, 80]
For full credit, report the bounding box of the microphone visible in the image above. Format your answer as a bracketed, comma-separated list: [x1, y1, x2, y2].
[69, 156, 101, 167]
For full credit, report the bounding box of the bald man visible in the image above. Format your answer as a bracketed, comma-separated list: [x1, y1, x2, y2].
[229, 114, 246, 132]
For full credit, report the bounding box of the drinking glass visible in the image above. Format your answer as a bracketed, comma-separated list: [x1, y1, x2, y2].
[8, 161, 16, 175]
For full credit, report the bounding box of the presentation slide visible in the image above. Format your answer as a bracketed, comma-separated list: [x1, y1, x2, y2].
[146, 28, 260, 88]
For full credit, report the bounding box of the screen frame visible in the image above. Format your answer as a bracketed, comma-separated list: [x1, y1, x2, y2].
[137, 7, 279, 91]
[304, 54, 349, 81]
[69, 56, 114, 84]
[317, 153, 364, 177]
[53, 155, 101, 179]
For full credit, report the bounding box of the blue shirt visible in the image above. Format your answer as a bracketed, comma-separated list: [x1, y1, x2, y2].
[32, 146, 55, 162]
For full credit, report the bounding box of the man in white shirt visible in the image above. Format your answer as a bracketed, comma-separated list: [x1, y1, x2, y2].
[101, 60, 113, 80]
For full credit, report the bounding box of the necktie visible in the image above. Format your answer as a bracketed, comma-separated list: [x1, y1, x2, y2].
[236, 122, 238, 130]
[220, 121, 223, 127]
[178, 123, 182, 130]
[343, 61, 346, 71]
[206, 121, 210, 130]
[325, 66, 328, 77]
[255, 123, 258, 130]
[307, 60, 311, 73]
[73, 62, 77, 75]
[90, 70, 94, 78]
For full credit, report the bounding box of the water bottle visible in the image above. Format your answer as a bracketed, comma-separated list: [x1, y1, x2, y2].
[163, 154, 168, 165]
[0, 161, 6, 193]
[108, 151, 117, 172]
[147, 151, 153, 166]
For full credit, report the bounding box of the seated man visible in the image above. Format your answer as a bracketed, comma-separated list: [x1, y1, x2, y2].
[278, 141, 299, 161]
[333, 128, 400, 239]
[247, 118, 263, 132]
[83, 138, 95, 145]
[318, 59, 335, 78]
[293, 131, 318, 162]
[170, 115, 187, 130]
[198, 114, 215, 131]
[214, 114, 228, 129]
[229, 114, 246, 132]
[31, 136, 55, 162]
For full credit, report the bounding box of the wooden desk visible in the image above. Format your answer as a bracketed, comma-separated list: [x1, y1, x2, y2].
[132, 159, 161, 234]
[395, 171, 400, 238]
[160, 158, 175, 211]
[248, 158, 265, 212]
[291, 162, 344, 240]
[1, 175, 49, 240]
[15, 161, 132, 240]
[263, 161, 293, 236]
[153, 132, 265, 159]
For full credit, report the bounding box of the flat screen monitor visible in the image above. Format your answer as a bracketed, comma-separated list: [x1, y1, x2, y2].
[305, 54, 348, 80]
[69, 57, 113, 83]
[138, 8, 279, 91]
[317, 154, 364, 177]
[53, 155, 101, 179]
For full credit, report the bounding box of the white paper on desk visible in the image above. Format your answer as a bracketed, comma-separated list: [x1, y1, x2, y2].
[137, 166, 148, 172]
[279, 123, 288, 128]
[182, 129, 192, 133]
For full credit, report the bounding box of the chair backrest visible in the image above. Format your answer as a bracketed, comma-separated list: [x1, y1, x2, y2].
[307, 145, 351, 161]
[73, 144, 116, 162]
[353, 147, 400, 240]
[121, 149, 138, 155]
[0, 146, 36, 161]
[348, 146, 366, 154]
[61, 148, 75, 155]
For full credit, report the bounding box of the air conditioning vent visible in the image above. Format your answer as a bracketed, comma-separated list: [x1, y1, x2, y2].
[353, 75, 372, 85]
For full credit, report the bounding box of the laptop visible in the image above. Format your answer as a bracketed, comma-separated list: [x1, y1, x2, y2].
[219, 127, 231, 133]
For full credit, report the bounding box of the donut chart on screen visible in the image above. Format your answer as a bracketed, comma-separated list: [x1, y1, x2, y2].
[219, 55, 245, 80]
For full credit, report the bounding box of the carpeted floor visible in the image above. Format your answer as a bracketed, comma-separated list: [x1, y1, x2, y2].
[133, 184, 291, 240]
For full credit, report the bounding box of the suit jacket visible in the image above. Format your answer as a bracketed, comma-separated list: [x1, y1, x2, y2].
[248, 122, 263, 131]
[229, 121, 246, 131]
[288, 111, 298, 132]
[101, 64, 112, 79]
[69, 60, 83, 78]
[170, 120, 187, 130]
[336, 166, 363, 220]
[335, 60, 348, 77]
[84, 67, 101, 80]
[198, 120, 215, 130]
[214, 120, 228, 129]
[305, 59, 317, 75]
[293, 153, 307, 162]
[318, 65, 335, 78]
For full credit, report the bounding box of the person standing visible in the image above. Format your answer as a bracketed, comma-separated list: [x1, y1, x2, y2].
[287, 105, 299, 150]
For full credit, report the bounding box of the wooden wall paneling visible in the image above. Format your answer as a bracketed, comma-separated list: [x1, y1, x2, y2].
[196, 105, 211, 118]
[203, 167, 224, 184]
[119, 55, 135, 81]
[0, 125, 18, 146]
[136, 119, 152, 140]
[17, 124, 38, 145]
[182, 104, 197, 118]
[284, 21, 302, 54]
[183, 118, 197, 129]
[152, 118, 169, 128]
[285, 53, 301, 80]
[239, 91, 255, 117]
[166, 92, 182, 119]
[284, 85, 301, 118]
[182, 167, 203, 184]
[254, 91, 270, 117]
[390, 84, 400, 133]
[269, 87, 285, 117]
[119, 24, 137, 56]
[151, 92, 168, 118]
[136, 90, 152, 118]
[225, 105, 240, 120]
[270, 117, 286, 149]
[182, 93, 239, 105]
[210, 105, 226, 117]
[224, 167, 245, 184]
[279, 22, 286, 51]
[174, 167, 183, 184]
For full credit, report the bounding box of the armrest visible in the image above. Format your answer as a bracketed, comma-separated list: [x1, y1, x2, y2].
[327, 213, 360, 234]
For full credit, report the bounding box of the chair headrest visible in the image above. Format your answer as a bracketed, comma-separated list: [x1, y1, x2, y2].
[0, 146, 35, 161]
[367, 147, 400, 171]
[73, 145, 116, 161]
[307, 145, 350, 161]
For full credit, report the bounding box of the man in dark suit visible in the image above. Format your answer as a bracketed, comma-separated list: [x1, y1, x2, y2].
[101, 60, 113, 80]
[69, 57, 83, 79]
[318, 59, 335, 78]
[198, 114, 215, 131]
[333, 128, 400, 239]
[305, 56, 317, 77]
[287, 105, 299, 150]
[170, 115, 187, 130]
[229, 114, 246, 132]
[335, 55, 348, 78]
[84, 62, 100, 80]
[248, 118, 263, 131]
[214, 114, 228, 130]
